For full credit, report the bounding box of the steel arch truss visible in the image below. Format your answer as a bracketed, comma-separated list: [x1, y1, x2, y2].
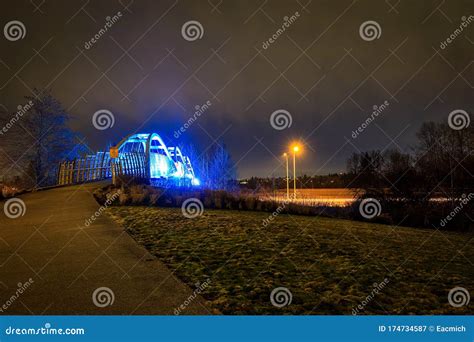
[112, 133, 197, 184]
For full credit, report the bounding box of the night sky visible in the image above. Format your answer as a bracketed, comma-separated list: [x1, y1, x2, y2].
[1, 0, 472, 178]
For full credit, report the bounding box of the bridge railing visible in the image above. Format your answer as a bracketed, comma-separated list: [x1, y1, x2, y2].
[57, 152, 147, 186]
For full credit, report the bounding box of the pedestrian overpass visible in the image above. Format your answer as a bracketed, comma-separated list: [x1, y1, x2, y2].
[57, 132, 199, 187]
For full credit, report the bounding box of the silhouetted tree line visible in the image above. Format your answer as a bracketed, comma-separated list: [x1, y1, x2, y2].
[347, 121, 473, 231]
[241, 173, 353, 191]
[347, 121, 473, 198]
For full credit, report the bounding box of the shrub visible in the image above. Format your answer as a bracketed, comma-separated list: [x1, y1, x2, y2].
[244, 196, 256, 211]
[131, 193, 147, 205]
[119, 192, 131, 205]
[94, 183, 473, 232]
[149, 193, 160, 205]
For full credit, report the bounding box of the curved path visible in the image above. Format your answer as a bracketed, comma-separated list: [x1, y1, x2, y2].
[0, 182, 211, 314]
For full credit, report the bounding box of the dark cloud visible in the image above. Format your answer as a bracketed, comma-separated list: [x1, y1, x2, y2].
[1, 0, 472, 178]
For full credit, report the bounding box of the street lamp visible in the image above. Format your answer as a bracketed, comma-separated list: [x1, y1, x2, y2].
[292, 145, 300, 198]
[283, 153, 289, 199]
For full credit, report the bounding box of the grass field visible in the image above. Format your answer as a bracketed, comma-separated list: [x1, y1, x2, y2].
[107, 207, 474, 315]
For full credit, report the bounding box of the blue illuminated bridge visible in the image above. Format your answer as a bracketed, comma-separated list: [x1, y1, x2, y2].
[57, 132, 199, 187]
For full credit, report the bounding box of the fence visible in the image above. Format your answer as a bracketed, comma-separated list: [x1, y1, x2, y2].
[57, 152, 147, 186]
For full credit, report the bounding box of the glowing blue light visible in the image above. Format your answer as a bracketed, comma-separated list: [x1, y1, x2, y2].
[150, 153, 169, 178]
[113, 132, 199, 186]
[172, 163, 185, 178]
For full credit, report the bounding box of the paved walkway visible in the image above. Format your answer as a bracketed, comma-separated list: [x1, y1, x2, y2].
[0, 182, 211, 314]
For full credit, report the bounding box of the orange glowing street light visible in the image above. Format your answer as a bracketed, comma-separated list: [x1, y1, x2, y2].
[283, 153, 289, 199]
[291, 144, 301, 198]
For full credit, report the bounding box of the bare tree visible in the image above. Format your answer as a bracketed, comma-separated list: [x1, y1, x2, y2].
[346, 150, 384, 190]
[181, 143, 208, 184]
[208, 143, 237, 190]
[0, 89, 79, 188]
[416, 122, 474, 199]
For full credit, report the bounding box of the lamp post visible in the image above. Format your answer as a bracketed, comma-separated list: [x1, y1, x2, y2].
[283, 153, 289, 199]
[292, 145, 299, 198]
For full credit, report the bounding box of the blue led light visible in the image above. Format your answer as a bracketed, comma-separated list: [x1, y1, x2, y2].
[150, 153, 170, 178]
[113, 132, 199, 186]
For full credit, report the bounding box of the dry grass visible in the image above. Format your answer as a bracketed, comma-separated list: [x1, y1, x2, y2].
[107, 206, 474, 315]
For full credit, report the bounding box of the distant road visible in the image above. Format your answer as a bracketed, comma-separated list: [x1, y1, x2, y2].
[260, 188, 358, 206]
[259, 188, 461, 206]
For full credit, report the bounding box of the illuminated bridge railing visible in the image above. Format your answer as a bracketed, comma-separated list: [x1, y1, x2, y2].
[57, 152, 146, 186]
[57, 132, 199, 187]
